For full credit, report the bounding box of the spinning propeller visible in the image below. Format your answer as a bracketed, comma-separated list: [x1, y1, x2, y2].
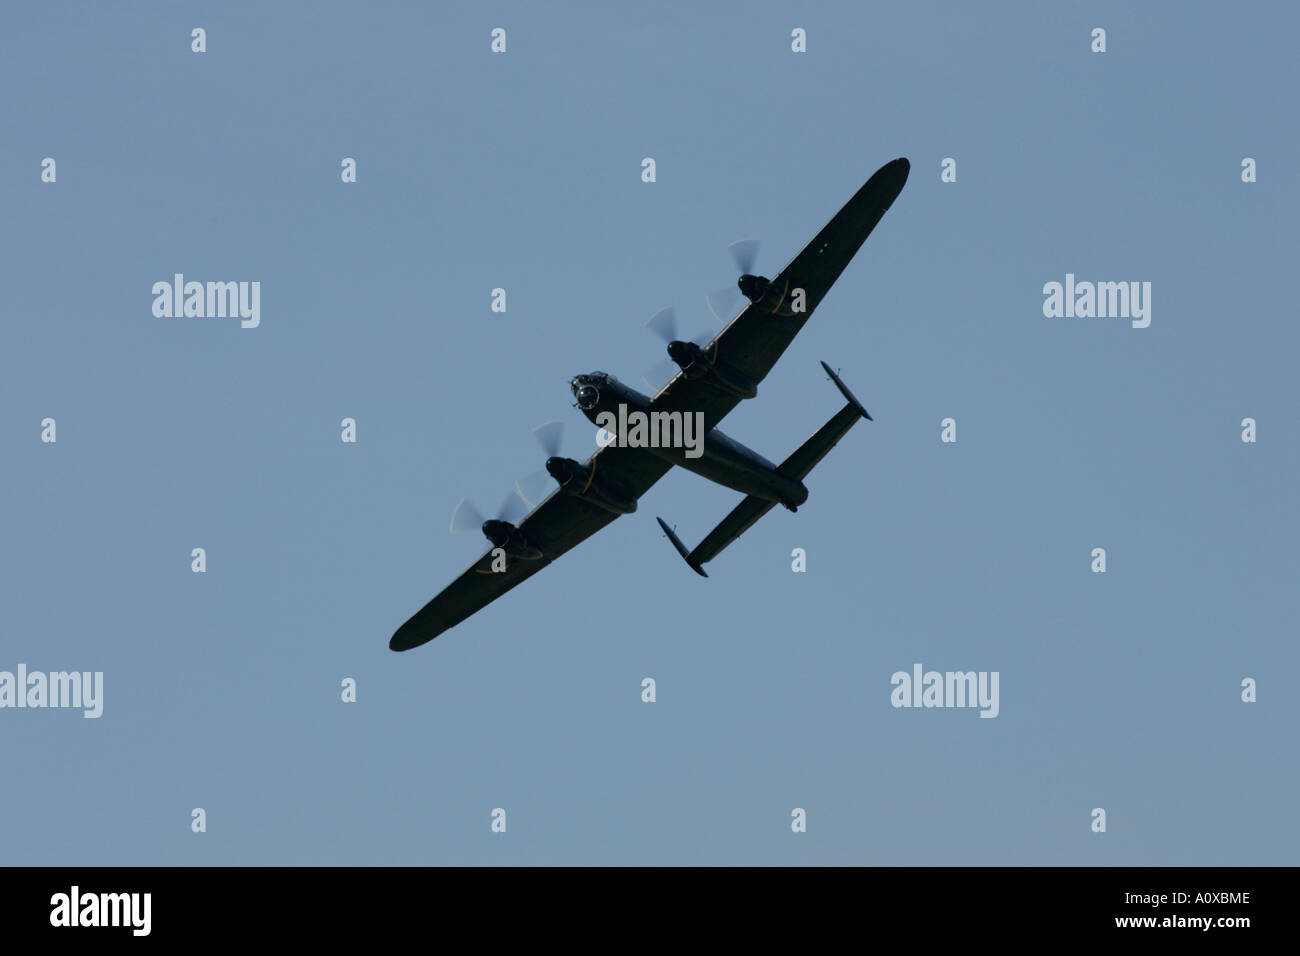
[449, 489, 529, 535]
[515, 420, 568, 507]
[705, 237, 762, 322]
[641, 306, 722, 390]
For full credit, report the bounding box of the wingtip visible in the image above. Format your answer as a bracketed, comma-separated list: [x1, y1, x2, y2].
[865, 157, 909, 204]
[389, 621, 443, 652]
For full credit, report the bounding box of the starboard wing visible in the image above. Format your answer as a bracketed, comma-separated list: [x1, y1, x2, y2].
[390, 443, 672, 650]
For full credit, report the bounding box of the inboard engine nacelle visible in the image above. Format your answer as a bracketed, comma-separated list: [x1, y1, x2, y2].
[739, 274, 800, 317]
[546, 457, 637, 514]
[667, 340, 757, 399]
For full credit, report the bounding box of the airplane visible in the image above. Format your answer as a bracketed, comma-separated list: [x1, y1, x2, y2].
[390, 157, 910, 652]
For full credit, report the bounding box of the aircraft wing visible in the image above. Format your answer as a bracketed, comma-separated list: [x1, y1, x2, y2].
[389, 443, 672, 650]
[649, 157, 910, 424]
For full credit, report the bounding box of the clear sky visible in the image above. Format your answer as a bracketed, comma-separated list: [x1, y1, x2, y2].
[2, 0, 1296, 865]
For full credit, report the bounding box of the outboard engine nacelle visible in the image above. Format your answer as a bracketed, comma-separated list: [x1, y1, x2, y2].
[480, 520, 544, 560]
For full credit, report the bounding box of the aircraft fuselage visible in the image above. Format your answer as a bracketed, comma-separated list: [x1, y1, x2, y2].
[571, 372, 808, 509]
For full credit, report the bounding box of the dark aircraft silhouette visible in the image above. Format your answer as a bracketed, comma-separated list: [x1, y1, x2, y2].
[391, 157, 910, 651]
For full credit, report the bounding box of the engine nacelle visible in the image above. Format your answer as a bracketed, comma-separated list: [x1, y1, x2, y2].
[739, 274, 799, 317]
[546, 458, 637, 514]
[666, 340, 757, 399]
[480, 520, 544, 560]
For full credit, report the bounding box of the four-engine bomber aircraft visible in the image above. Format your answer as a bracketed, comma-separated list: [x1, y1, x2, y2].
[390, 157, 910, 651]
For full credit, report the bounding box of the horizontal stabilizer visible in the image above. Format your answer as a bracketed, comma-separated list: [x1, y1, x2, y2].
[676, 495, 779, 570]
[776, 404, 862, 482]
[659, 363, 872, 573]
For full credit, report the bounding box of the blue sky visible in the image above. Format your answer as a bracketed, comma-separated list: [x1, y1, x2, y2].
[2, 0, 1296, 864]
